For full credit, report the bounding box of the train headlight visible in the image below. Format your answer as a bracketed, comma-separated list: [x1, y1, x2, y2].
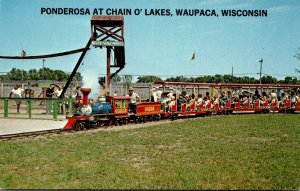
[88, 116, 95, 122]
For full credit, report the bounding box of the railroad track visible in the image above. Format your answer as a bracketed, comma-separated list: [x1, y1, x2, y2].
[0, 129, 68, 141]
[0, 114, 248, 141]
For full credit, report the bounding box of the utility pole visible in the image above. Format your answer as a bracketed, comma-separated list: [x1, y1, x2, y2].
[259, 58, 263, 84]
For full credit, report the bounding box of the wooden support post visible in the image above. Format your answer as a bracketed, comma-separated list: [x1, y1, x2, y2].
[106, 47, 111, 96]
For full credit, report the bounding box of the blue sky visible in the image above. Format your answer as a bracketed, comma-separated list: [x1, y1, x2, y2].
[0, 0, 300, 84]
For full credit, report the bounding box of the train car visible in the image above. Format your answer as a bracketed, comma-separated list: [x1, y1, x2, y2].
[153, 81, 214, 119]
[153, 81, 300, 115]
[63, 82, 300, 130]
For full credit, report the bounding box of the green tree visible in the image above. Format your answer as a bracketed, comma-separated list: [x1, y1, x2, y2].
[278, 76, 299, 84]
[261, 75, 277, 84]
[0, 67, 82, 81]
[137, 75, 163, 83]
[165, 76, 189, 82]
[28, 69, 40, 80]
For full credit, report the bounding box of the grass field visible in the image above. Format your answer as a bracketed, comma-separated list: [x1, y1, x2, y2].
[0, 114, 299, 189]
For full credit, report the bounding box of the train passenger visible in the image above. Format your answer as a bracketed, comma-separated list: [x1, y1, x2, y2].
[205, 92, 210, 101]
[152, 90, 162, 102]
[291, 90, 298, 107]
[203, 96, 210, 107]
[160, 93, 169, 111]
[253, 90, 261, 99]
[231, 94, 239, 108]
[277, 88, 284, 100]
[128, 87, 141, 114]
[9, 84, 24, 114]
[260, 92, 268, 106]
[212, 96, 219, 108]
[227, 91, 232, 106]
[252, 94, 258, 106]
[177, 94, 186, 111]
[187, 94, 195, 110]
[241, 95, 249, 106]
[168, 96, 176, 111]
[270, 90, 278, 106]
[219, 91, 228, 107]
[196, 93, 203, 107]
[279, 92, 286, 107]
[185, 95, 190, 104]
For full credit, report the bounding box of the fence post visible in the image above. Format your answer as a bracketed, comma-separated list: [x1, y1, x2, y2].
[53, 100, 58, 119]
[4, 99, 8, 118]
[27, 100, 32, 118]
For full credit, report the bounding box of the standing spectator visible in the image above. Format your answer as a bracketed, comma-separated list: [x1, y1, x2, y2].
[45, 84, 55, 114]
[128, 87, 141, 114]
[54, 86, 63, 98]
[9, 84, 24, 113]
[54, 86, 64, 114]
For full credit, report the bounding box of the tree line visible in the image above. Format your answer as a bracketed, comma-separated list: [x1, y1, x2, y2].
[136, 75, 300, 84]
[1, 67, 299, 85]
[0, 67, 82, 81]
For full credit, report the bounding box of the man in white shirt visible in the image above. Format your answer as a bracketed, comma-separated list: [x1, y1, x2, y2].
[9, 84, 24, 113]
[128, 87, 141, 114]
[55, 86, 63, 98]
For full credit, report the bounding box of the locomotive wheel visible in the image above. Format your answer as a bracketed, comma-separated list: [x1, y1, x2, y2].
[124, 118, 129, 125]
[73, 121, 85, 131]
[135, 117, 141, 124]
[141, 117, 146, 123]
[171, 114, 177, 121]
[104, 120, 113, 127]
[155, 115, 161, 121]
[119, 119, 124, 125]
[113, 119, 119, 126]
[148, 116, 153, 121]
[72, 122, 80, 131]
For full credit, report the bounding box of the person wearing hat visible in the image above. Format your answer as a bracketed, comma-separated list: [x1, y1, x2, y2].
[128, 87, 140, 114]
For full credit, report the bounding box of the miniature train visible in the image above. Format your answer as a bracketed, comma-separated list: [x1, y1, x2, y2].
[64, 82, 300, 130]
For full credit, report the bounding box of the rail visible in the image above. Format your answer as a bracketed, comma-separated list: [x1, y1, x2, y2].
[0, 97, 76, 120]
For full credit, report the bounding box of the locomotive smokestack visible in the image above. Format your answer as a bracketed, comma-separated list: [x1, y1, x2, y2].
[81, 87, 91, 106]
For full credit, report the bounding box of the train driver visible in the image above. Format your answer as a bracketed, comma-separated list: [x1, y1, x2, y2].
[128, 87, 141, 114]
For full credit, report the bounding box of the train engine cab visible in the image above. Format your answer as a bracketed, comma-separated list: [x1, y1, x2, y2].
[107, 96, 130, 125]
